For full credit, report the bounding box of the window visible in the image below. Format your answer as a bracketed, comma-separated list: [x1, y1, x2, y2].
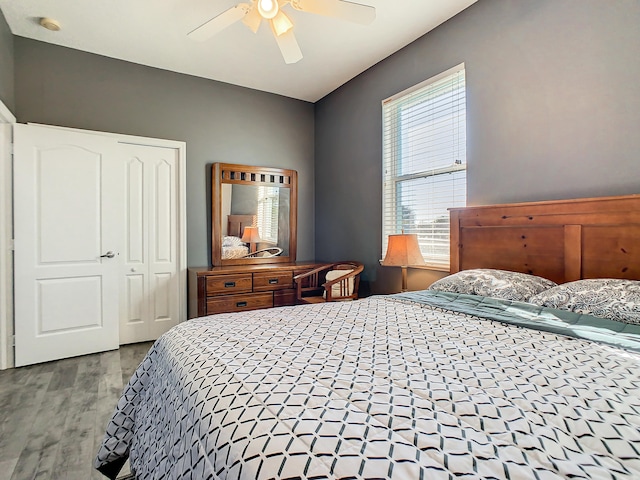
[256, 186, 279, 243]
[382, 64, 466, 269]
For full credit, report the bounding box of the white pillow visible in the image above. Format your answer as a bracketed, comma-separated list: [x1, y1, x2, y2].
[222, 235, 245, 247]
[324, 269, 355, 299]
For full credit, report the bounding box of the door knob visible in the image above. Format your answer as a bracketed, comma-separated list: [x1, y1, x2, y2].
[100, 251, 115, 259]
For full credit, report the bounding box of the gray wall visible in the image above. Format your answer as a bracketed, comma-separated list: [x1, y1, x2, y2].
[0, 9, 14, 112]
[315, 0, 640, 294]
[13, 37, 315, 268]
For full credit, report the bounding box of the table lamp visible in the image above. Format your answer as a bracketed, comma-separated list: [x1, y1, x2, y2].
[382, 234, 425, 292]
[241, 226, 261, 253]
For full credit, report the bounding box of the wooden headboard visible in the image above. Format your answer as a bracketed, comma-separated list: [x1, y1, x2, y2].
[449, 194, 640, 283]
[227, 214, 256, 238]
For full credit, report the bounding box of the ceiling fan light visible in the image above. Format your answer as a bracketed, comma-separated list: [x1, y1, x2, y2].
[271, 11, 293, 36]
[257, 0, 279, 19]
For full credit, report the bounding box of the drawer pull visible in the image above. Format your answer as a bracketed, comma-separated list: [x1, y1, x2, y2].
[268, 279, 279, 284]
[236, 301, 248, 307]
[224, 281, 236, 288]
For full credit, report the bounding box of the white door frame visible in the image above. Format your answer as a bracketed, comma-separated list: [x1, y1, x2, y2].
[0, 100, 16, 370]
[7, 123, 187, 369]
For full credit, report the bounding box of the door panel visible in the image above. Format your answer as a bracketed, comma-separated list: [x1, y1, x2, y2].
[39, 276, 103, 332]
[153, 273, 172, 319]
[126, 157, 144, 263]
[154, 160, 173, 262]
[38, 147, 101, 262]
[126, 274, 145, 324]
[14, 124, 121, 366]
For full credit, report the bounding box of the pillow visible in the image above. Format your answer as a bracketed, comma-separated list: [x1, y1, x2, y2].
[222, 235, 244, 247]
[428, 268, 557, 302]
[529, 279, 640, 325]
[324, 269, 355, 299]
[221, 245, 249, 259]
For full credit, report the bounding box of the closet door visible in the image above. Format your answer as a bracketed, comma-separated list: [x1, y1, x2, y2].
[13, 124, 122, 366]
[119, 143, 180, 344]
[13, 124, 185, 366]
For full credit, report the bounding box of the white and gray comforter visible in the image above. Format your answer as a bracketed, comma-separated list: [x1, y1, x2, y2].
[95, 293, 640, 479]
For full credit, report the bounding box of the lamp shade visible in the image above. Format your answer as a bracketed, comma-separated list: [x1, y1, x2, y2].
[382, 234, 425, 267]
[241, 226, 261, 244]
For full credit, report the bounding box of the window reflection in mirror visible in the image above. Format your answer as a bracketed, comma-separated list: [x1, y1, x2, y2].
[257, 186, 280, 244]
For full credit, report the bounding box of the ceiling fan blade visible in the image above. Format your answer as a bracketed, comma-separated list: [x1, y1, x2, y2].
[271, 10, 294, 36]
[291, 0, 375, 25]
[242, 4, 262, 33]
[188, 3, 251, 41]
[273, 28, 303, 64]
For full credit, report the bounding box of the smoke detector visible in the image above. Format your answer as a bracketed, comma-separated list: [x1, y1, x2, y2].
[39, 17, 61, 31]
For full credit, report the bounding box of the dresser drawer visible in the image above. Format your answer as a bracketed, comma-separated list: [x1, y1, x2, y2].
[206, 292, 273, 314]
[253, 271, 293, 291]
[274, 288, 297, 307]
[206, 274, 252, 295]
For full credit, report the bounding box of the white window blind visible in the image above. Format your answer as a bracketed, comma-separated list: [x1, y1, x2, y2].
[257, 186, 279, 243]
[382, 64, 466, 269]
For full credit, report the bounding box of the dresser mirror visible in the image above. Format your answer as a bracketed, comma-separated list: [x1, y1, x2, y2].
[212, 163, 298, 266]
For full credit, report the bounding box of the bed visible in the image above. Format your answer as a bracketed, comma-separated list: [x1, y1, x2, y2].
[221, 215, 255, 259]
[95, 194, 640, 479]
[221, 236, 249, 259]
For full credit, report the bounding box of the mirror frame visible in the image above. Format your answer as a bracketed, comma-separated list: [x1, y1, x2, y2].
[212, 163, 298, 266]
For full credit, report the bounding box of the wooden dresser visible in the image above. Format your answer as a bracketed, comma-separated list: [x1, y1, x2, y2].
[188, 262, 326, 318]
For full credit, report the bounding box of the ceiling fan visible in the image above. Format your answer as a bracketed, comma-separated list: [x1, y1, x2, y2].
[188, 0, 376, 64]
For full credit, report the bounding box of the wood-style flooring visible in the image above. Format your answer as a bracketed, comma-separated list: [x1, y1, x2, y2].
[0, 342, 153, 480]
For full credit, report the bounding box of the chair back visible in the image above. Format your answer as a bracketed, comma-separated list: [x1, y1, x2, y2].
[294, 261, 364, 303]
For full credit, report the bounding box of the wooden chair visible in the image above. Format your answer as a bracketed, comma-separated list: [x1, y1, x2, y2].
[294, 262, 364, 304]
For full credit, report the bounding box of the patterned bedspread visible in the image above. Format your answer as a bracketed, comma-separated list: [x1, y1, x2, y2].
[95, 294, 640, 479]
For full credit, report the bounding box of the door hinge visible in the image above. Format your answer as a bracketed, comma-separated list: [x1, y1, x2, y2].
[12, 335, 15, 347]
[8, 239, 14, 251]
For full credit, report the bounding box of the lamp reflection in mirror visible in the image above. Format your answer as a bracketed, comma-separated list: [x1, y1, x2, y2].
[382, 234, 425, 292]
[241, 226, 262, 253]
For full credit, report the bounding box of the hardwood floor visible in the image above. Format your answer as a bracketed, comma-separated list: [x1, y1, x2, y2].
[0, 342, 153, 480]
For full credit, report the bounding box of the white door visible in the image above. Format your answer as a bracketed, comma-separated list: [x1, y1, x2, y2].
[13, 124, 122, 367]
[119, 142, 180, 344]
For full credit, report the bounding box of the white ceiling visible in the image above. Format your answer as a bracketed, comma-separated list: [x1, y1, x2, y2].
[0, 0, 477, 102]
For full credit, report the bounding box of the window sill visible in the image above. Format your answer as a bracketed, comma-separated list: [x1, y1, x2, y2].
[412, 264, 450, 273]
[379, 261, 450, 273]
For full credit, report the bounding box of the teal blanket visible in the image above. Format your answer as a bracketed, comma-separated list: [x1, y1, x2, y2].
[393, 290, 640, 353]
